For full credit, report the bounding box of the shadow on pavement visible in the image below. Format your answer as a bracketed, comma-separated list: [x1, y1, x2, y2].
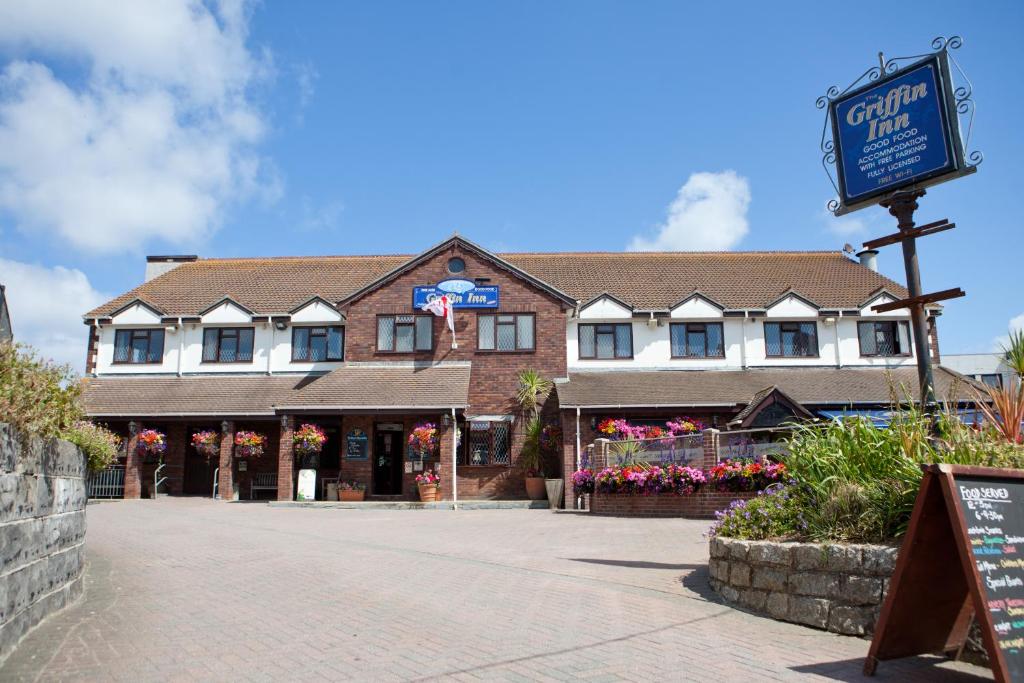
[790, 657, 992, 681]
[566, 557, 702, 570]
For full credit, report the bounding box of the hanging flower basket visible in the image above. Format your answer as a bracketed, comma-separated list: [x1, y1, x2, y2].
[293, 423, 327, 457]
[136, 429, 166, 463]
[407, 422, 439, 460]
[234, 431, 266, 458]
[191, 430, 220, 459]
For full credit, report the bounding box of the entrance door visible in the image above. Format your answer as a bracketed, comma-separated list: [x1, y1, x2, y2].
[183, 445, 216, 496]
[373, 424, 404, 495]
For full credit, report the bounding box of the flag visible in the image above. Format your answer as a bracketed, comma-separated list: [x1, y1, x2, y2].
[419, 294, 457, 348]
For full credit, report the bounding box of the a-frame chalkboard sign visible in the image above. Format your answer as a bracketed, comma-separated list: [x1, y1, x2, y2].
[866, 464, 1024, 682]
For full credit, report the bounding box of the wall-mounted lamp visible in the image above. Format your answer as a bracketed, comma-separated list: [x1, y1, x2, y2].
[166, 325, 178, 333]
[274, 321, 288, 331]
[442, 413, 451, 426]
[824, 317, 836, 324]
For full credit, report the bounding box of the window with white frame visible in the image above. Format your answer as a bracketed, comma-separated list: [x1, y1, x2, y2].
[477, 313, 534, 351]
[377, 315, 432, 353]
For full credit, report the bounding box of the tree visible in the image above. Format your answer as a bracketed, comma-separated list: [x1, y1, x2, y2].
[515, 369, 553, 420]
[1003, 328, 1024, 382]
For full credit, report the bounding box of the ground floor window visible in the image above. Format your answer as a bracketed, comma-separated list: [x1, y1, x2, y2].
[462, 421, 511, 466]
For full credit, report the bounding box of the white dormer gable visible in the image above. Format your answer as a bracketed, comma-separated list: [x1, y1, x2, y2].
[859, 291, 910, 318]
[201, 298, 252, 324]
[291, 297, 344, 323]
[110, 301, 163, 325]
[765, 292, 818, 318]
[670, 294, 723, 319]
[578, 295, 632, 320]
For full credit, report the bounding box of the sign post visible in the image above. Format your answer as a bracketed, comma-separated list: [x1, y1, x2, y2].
[818, 36, 980, 408]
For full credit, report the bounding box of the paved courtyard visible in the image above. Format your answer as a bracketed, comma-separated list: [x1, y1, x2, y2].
[1, 499, 992, 682]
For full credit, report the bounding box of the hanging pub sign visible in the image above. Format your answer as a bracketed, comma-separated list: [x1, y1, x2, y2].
[345, 429, 368, 460]
[413, 278, 499, 309]
[865, 464, 1024, 682]
[820, 37, 979, 216]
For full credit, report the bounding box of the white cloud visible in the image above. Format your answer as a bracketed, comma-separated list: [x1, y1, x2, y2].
[629, 171, 751, 251]
[1, 258, 107, 371]
[0, 0, 276, 254]
[823, 212, 869, 238]
[992, 313, 1024, 352]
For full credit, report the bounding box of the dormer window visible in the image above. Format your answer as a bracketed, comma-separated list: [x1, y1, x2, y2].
[202, 327, 254, 363]
[670, 323, 724, 359]
[113, 329, 164, 364]
[292, 326, 344, 361]
[858, 321, 911, 357]
[764, 322, 818, 358]
[579, 323, 633, 359]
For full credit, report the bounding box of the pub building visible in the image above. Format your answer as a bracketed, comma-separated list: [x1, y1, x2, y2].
[80, 235, 982, 506]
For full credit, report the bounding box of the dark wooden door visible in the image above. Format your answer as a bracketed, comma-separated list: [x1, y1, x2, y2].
[373, 427, 403, 495]
[183, 447, 216, 495]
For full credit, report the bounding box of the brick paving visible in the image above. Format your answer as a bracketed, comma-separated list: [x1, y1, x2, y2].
[1, 499, 992, 682]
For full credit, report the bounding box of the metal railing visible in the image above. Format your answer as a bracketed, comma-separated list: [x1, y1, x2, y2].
[87, 465, 125, 499]
[592, 433, 704, 470]
[153, 462, 167, 497]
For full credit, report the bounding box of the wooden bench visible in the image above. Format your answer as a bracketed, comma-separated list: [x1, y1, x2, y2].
[250, 472, 278, 499]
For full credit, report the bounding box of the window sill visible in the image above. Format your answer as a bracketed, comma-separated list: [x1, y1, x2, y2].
[669, 356, 726, 360]
[111, 361, 163, 366]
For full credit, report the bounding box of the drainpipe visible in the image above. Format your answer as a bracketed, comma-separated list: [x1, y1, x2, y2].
[740, 312, 748, 369]
[833, 313, 842, 368]
[575, 408, 581, 471]
[451, 407, 458, 510]
[176, 319, 184, 377]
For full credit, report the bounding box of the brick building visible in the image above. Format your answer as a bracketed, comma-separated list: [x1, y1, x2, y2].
[80, 235, 981, 506]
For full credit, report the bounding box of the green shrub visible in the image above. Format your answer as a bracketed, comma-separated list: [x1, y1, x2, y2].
[62, 421, 120, 472]
[709, 485, 809, 540]
[0, 343, 82, 438]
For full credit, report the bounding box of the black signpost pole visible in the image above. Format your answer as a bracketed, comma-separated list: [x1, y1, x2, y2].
[879, 189, 937, 407]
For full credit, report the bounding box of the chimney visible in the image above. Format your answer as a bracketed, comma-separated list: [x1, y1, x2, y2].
[856, 249, 878, 272]
[145, 255, 198, 282]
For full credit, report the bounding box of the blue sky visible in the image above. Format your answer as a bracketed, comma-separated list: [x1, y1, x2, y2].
[0, 1, 1021, 369]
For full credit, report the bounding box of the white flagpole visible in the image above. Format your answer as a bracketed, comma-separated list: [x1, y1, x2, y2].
[446, 295, 457, 349]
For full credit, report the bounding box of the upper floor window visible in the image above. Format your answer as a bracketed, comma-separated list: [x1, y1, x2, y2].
[670, 323, 724, 359]
[377, 315, 432, 353]
[858, 321, 911, 357]
[202, 327, 254, 363]
[979, 374, 1003, 389]
[764, 321, 818, 358]
[478, 313, 534, 352]
[292, 326, 344, 362]
[579, 323, 632, 359]
[113, 328, 164, 364]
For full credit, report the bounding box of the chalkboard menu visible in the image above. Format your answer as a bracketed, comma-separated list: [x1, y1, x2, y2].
[345, 429, 368, 460]
[867, 465, 1024, 682]
[955, 475, 1024, 681]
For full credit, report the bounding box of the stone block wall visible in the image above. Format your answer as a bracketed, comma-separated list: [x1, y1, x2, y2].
[708, 537, 897, 636]
[0, 424, 87, 662]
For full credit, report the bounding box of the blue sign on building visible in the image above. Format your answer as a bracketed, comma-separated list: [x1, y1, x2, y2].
[413, 278, 499, 309]
[830, 55, 964, 213]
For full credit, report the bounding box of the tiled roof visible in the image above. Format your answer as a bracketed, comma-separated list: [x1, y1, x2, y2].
[81, 364, 471, 417]
[555, 366, 985, 409]
[85, 249, 908, 318]
[281, 364, 470, 409]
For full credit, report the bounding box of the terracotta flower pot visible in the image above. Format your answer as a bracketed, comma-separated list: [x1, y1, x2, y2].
[525, 476, 547, 501]
[418, 483, 437, 502]
[339, 489, 365, 502]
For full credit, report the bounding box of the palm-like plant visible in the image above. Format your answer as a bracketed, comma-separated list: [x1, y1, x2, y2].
[515, 369, 553, 419]
[974, 383, 1024, 446]
[1003, 328, 1024, 381]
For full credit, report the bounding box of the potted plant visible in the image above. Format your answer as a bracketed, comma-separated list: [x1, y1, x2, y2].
[234, 431, 266, 458]
[293, 423, 327, 468]
[515, 369, 555, 500]
[191, 430, 219, 459]
[136, 428, 166, 464]
[338, 481, 367, 502]
[415, 471, 440, 502]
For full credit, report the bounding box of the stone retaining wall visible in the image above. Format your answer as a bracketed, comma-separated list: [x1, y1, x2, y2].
[0, 424, 87, 662]
[708, 537, 897, 636]
[590, 491, 757, 518]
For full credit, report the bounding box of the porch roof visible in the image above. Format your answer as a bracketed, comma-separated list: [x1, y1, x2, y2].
[554, 366, 985, 410]
[82, 364, 472, 418]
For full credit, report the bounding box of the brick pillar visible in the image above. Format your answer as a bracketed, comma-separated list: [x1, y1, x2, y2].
[561, 410, 577, 509]
[701, 428, 720, 470]
[927, 315, 941, 363]
[218, 420, 235, 501]
[164, 423, 186, 495]
[124, 421, 142, 499]
[438, 418, 454, 502]
[277, 415, 294, 501]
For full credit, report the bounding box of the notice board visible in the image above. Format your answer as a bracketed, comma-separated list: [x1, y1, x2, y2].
[866, 464, 1024, 682]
